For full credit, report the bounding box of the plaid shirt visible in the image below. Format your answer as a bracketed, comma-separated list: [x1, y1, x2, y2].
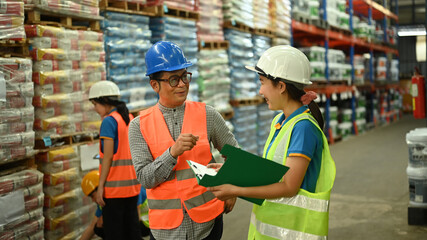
[129, 102, 238, 240]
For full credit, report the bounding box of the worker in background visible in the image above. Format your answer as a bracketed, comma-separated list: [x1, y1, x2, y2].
[89, 81, 141, 240]
[128, 41, 239, 240]
[207, 46, 336, 240]
[80, 171, 150, 240]
[80, 170, 105, 240]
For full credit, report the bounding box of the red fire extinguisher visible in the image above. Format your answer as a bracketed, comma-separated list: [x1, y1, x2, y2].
[412, 67, 426, 119]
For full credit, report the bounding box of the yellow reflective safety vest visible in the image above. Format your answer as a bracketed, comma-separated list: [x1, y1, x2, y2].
[248, 112, 336, 240]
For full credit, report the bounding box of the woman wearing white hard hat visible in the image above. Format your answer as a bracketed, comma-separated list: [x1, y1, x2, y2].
[88, 80, 142, 240]
[207, 46, 336, 239]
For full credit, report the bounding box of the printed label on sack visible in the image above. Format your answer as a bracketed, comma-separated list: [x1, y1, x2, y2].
[0, 1, 6, 14]
[0, 73, 6, 102]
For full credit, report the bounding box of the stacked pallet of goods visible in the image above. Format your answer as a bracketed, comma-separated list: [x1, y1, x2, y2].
[101, 11, 155, 110]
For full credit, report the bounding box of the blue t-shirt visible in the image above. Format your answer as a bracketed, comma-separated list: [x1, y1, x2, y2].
[265, 106, 323, 193]
[100, 109, 119, 154]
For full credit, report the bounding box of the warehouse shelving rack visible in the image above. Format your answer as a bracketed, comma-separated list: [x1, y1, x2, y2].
[292, 0, 399, 143]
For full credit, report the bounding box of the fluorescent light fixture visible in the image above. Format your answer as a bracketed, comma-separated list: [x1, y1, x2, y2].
[398, 26, 426, 37]
[398, 30, 426, 36]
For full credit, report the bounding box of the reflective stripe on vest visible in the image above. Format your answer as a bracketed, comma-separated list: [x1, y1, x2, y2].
[250, 214, 327, 240]
[99, 112, 141, 198]
[139, 101, 224, 229]
[249, 112, 336, 239]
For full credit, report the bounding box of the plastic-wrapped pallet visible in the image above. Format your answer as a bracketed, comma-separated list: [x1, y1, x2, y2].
[354, 54, 365, 84]
[253, 0, 270, 29]
[27, 0, 100, 19]
[150, 17, 199, 101]
[223, 0, 254, 28]
[271, 0, 292, 45]
[232, 105, 258, 154]
[0, 57, 36, 165]
[256, 103, 274, 156]
[198, 49, 232, 113]
[102, 11, 156, 110]
[35, 146, 96, 239]
[299, 46, 326, 81]
[224, 29, 256, 100]
[197, 0, 224, 41]
[390, 59, 399, 82]
[25, 25, 104, 138]
[376, 56, 387, 82]
[0, 169, 45, 240]
[292, 0, 319, 20]
[322, 0, 349, 30]
[0, 0, 26, 40]
[252, 35, 271, 92]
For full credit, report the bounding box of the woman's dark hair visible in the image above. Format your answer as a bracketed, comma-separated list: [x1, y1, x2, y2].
[92, 96, 130, 126]
[271, 80, 324, 130]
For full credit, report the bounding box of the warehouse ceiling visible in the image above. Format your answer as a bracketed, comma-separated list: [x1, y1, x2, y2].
[397, 0, 425, 25]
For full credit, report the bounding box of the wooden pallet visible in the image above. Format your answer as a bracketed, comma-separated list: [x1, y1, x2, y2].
[0, 39, 31, 58]
[223, 20, 253, 34]
[220, 109, 234, 120]
[230, 96, 264, 107]
[0, 155, 36, 169]
[329, 25, 352, 35]
[157, 5, 199, 21]
[100, 0, 160, 16]
[252, 28, 276, 38]
[198, 40, 229, 50]
[25, 8, 103, 31]
[35, 131, 99, 151]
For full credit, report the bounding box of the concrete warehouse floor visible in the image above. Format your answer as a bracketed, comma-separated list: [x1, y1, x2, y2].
[222, 114, 427, 240]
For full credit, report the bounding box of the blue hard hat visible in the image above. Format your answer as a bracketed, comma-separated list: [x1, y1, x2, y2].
[145, 41, 193, 76]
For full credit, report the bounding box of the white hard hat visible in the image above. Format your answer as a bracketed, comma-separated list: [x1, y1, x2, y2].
[246, 45, 312, 85]
[89, 81, 120, 99]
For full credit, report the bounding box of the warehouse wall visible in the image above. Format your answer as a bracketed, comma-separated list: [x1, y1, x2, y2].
[399, 36, 426, 78]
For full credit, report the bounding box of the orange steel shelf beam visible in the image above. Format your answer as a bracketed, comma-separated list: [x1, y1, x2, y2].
[305, 85, 355, 97]
[292, 20, 398, 55]
[353, 0, 398, 21]
[292, 21, 326, 37]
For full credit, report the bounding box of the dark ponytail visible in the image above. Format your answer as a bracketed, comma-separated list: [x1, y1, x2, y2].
[272, 80, 324, 130]
[92, 97, 131, 126]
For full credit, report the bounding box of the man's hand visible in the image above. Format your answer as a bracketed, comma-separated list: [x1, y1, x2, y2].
[170, 133, 199, 158]
[224, 197, 236, 214]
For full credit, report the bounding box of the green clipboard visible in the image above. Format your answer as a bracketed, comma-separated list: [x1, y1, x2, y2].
[187, 144, 289, 205]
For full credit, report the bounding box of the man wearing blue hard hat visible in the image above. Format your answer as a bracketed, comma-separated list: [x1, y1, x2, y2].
[128, 41, 239, 240]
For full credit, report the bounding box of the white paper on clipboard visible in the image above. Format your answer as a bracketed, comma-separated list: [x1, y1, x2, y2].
[80, 143, 100, 171]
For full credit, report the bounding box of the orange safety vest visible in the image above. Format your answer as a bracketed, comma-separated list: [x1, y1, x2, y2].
[139, 101, 224, 229]
[99, 111, 140, 198]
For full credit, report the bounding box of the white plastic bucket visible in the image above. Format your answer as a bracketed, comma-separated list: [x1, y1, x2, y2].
[406, 128, 427, 167]
[406, 166, 427, 205]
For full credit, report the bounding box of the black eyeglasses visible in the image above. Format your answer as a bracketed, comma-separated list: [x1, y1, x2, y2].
[156, 71, 192, 87]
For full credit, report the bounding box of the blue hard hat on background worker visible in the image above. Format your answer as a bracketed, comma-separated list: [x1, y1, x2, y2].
[145, 41, 193, 76]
